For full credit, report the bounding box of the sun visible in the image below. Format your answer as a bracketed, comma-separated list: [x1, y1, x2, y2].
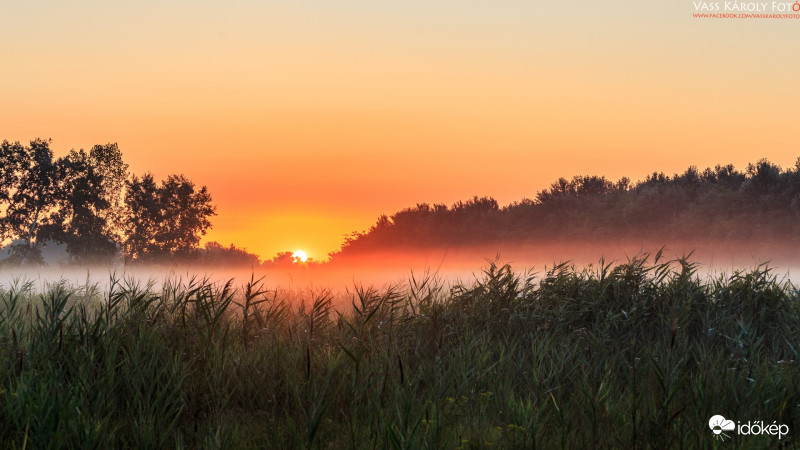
[292, 250, 308, 263]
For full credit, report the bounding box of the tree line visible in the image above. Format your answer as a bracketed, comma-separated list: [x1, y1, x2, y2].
[5, 139, 795, 266]
[333, 158, 800, 257]
[0, 139, 216, 265]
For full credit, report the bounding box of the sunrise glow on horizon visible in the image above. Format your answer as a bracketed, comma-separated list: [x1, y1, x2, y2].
[3, 1, 799, 261]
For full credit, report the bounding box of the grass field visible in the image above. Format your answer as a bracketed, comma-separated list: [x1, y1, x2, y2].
[0, 254, 798, 448]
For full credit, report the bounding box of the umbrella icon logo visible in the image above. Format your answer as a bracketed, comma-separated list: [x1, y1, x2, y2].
[709, 415, 735, 441]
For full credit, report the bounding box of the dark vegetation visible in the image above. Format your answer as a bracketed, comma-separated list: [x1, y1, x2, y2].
[2, 139, 798, 447]
[0, 139, 218, 265]
[335, 159, 800, 257]
[4, 137, 799, 267]
[0, 255, 798, 448]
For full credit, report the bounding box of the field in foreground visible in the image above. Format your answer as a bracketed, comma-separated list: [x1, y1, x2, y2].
[0, 255, 798, 449]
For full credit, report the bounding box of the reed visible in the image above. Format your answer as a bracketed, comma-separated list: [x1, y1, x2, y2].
[0, 255, 797, 448]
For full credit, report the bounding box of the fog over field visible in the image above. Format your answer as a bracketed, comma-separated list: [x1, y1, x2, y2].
[3, 239, 797, 306]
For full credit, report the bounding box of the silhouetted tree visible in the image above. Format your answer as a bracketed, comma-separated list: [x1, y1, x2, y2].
[200, 241, 260, 266]
[123, 173, 215, 261]
[0, 141, 25, 239]
[335, 157, 800, 256]
[0, 141, 25, 204]
[49, 144, 129, 263]
[0, 139, 60, 264]
[267, 251, 297, 266]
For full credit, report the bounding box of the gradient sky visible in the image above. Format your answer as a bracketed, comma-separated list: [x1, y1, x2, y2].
[3, 1, 799, 260]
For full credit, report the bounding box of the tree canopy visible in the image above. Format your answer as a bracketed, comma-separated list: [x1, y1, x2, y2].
[3, 138, 798, 266]
[333, 158, 800, 258]
[0, 139, 216, 265]
[123, 174, 215, 261]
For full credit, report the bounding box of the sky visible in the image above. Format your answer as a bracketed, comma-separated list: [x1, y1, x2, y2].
[2, 1, 799, 260]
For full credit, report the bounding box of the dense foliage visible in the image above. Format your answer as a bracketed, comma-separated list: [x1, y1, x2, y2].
[124, 174, 215, 261]
[0, 139, 216, 264]
[335, 159, 800, 256]
[0, 256, 797, 448]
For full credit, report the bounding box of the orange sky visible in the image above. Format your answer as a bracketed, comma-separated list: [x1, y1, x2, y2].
[3, 1, 799, 260]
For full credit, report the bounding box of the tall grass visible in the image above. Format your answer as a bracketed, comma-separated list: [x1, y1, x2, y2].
[0, 254, 798, 448]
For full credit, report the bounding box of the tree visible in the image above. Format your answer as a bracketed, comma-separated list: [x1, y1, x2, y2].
[266, 251, 296, 267]
[122, 173, 159, 260]
[0, 141, 26, 240]
[52, 144, 129, 263]
[0, 139, 60, 264]
[0, 141, 25, 203]
[200, 241, 260, 266]
[123, 173, 216, 261]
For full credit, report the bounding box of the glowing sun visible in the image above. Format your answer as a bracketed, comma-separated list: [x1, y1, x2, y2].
[292, 250, 308, 263]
